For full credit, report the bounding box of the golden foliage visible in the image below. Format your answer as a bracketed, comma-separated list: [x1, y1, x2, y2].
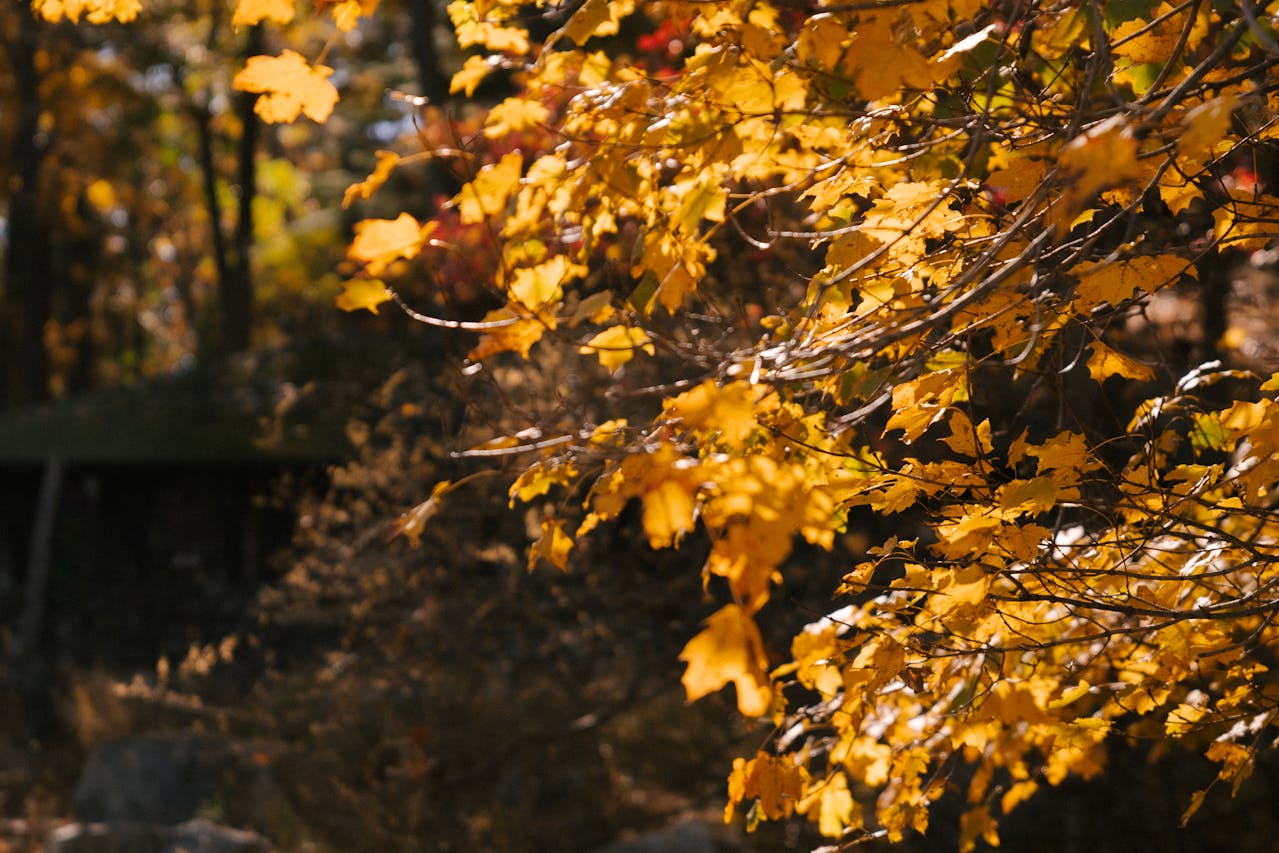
[90, 0, 1279, 844]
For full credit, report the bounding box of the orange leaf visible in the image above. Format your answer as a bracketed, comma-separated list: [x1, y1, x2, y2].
[232, 50, 339, 124]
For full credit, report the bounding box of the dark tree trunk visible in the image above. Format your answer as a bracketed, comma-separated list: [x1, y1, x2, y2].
[220, 25, 262, 355]
[1, 3, 52, 408]
[406, 0, 449, 104]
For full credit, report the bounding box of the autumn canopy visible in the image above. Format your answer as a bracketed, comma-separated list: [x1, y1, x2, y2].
[42, 0, 1279, 846]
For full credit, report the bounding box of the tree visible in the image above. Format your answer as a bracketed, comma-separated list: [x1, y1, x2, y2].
[47, 0, 1279, 847]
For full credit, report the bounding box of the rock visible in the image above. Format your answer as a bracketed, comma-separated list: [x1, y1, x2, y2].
[45, 819, 268, 853]
[73, 735, 231, 825]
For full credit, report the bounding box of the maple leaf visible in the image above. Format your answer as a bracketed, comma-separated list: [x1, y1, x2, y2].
[467, 307, 554, 360]
[527, 518, 573, 570]
[483, 97, 550, 139]
[342, 151, 400, 208]
[1178, 95, 1237, 163]
[664, 380, 764, 450]
[328, 0, 378, 31]
[1074, 255, 1190, 311]
[448, 0, 530, 54]
[232, 50, 339, 124]
[642, 479, 698, 548]
[455, 152, 523, 224]
[449, 55, 494, 97]
[335, 278, 392, 314]
[508, 255, 582, 310]
[579, 325, 654, 373]
[232, 0, 295, 27]
[560, 0, 635, 45]
[796, 773, 858, 837]
[33, 0, 141, 22]
[727, 753, 804, 822]
[383, 480, 453, 546]
[1086, 341, 1155, 383]
[679, 604, 773, 716]
[1053, 116, 1145, 229]
[509, 460, 578, 504]
[347, 213, 435, 276]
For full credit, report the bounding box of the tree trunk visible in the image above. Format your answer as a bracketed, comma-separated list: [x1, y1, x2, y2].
[406, 0, 449, 104]
[1, 3, 52, 408]
[220, 25, 262, 354]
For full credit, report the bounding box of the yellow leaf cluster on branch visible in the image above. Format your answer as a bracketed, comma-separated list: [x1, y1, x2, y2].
[70, 0, 1279, 843]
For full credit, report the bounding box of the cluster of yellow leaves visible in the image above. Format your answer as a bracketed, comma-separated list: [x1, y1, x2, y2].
[70, 0, 1267, 843]
[64, 0, 1279, 842]
[32, 0, 140, 24]
[396, 0, 1279, 842]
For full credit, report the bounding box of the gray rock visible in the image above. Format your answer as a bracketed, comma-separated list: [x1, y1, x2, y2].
[45, 819, 268, 853]
[73, 735, 231, 825]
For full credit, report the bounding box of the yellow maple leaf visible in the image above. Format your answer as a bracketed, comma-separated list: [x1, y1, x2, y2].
[1178, 95, 1237, 163]
[34, 0, 141, 23]
[941, 409, 992, 458]
[580, 325, 654, 373]
[679, 604, 773, 716]
[467, 307, 553, 360]
[232, 0, 294, 27]
[509, 460, 578, 505]
[958, 805, 1000, 853]
[347, 213, 434, 276]
[449, 55, 493, 97]
[1028, 431, 1090, 476]
[329, 0, 378, 31]
[1110, 3, 1206, 66]
[797, 773, 858, 837]
[1086, 341, 1155, 383]
[527, 518, 573, 570]
[728, 753, 804, 822]
[483, 96, 550, 138]
[335, 278, 392, 314]
[1074, 254, 1189, 311]
[664, 380, 763, 450]
[509, 255, 581, 310]
[642, 479, 697, 548]
[448, 0, 530, 54]
[455, 152, 523, 224]
[342, 150, 400, 208]
[560, 0, 635, 45]
[383, 480, 453, 546]
[232, 50, 339, 124]
[1053, 116, 1144, 229]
